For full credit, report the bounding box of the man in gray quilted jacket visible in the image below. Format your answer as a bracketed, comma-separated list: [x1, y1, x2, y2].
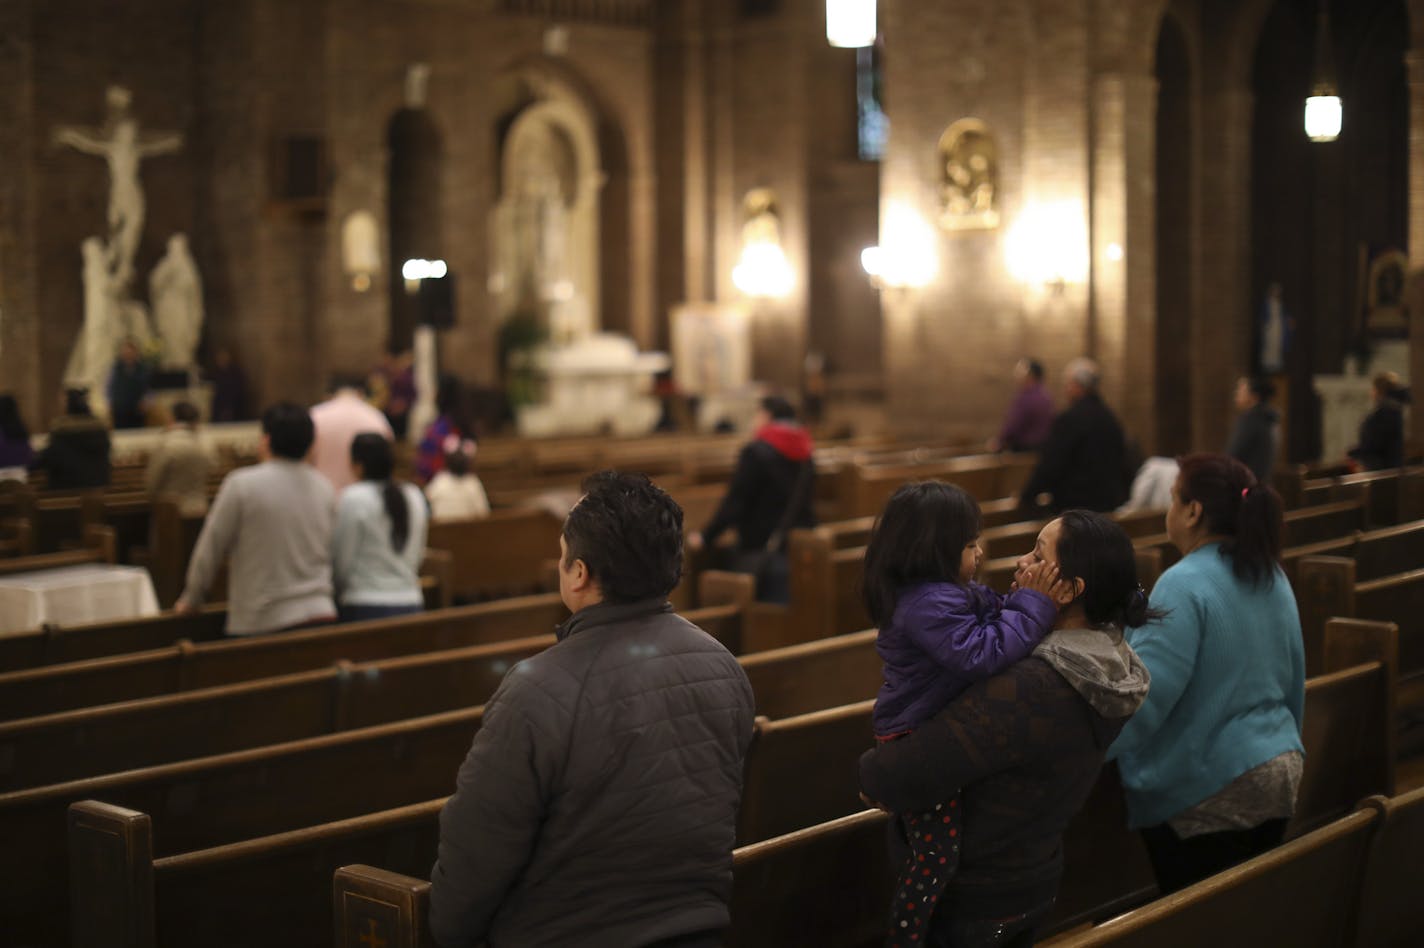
[429, 471, 756, 948]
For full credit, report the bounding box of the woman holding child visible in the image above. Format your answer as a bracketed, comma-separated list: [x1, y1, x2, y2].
[860, 485, 1152, 947]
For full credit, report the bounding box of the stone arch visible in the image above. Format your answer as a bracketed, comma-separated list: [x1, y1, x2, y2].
[485, 57, 631, 340]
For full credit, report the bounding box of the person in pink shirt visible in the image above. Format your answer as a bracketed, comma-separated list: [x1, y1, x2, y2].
[309, 382, 393, 492]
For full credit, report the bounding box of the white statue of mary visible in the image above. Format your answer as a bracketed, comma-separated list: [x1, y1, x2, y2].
[150, 233, 204, 370]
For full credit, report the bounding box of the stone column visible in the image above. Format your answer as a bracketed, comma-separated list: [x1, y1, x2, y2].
[0, 1, 43, 430]
[1408, 50, 1424, 446]
[1091, 70, 1160, 452]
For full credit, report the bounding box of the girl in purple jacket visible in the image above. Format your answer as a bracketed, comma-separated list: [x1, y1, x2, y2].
[863, 481, 1070, 946]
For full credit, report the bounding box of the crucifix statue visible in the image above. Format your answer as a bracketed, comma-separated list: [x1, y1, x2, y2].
[53, 85, 183, 289]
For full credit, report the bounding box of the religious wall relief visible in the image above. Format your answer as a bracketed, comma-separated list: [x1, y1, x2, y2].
[937, 119, 999, 231]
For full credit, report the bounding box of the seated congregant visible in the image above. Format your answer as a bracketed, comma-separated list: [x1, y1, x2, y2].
[145, 400, 214, 516]
[310, 378, 394, 492]
[1224, 376, 1280, 483]
[1347, 372, 1409, 472]
[176, 402, 337, 636]
[424, 440, 490, 522]
[1018, 358, 1128, 513]
[34, 388, 111, 489]
[989, 357, 1054, 452]
[0, 394, 34, 482]
[107, 338, 151, 429]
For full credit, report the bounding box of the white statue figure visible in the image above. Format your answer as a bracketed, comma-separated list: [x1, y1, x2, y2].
[53, 86, 183, 289]
[150, 233, 204, 369]
[64, 238, 111, 394]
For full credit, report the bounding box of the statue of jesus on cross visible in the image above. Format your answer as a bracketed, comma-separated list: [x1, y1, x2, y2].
[53, 85, 183, 289]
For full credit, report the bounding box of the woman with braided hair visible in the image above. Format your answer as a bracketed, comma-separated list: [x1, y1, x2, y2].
[1108, 453, 1306, 893]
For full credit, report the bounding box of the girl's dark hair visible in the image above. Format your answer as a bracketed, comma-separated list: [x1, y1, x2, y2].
[1176, 453, 1283, 586]
[351, 433, 410, 551]
[863, 481, 982, 628]
[0, 395, 28, 442]
[444, 447, 471, 477]
[1055, 510, 1164, 629]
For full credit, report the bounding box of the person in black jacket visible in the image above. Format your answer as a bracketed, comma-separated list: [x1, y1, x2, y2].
[1019, 359, 1127, 513]
[33, 389, 111, 489]
[860, 512, 1152, 948]
[429, 471, 755, 948]
[689, 395, 816, 602]
[1348, 372, 1409, 471]
[1225, 376, 1281, 483]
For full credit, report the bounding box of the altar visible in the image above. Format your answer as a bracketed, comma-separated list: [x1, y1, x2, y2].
[1312, 342, 1411, 462]
[515, 333, 670, 438]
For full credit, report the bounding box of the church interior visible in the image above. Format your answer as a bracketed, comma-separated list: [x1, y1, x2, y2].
[2, 0, 1424, 946]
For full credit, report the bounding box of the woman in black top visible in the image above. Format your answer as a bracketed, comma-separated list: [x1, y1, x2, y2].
[1348, 372, 1409, 471]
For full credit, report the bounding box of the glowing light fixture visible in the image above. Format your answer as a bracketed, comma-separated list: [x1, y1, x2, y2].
[402, 258, 447, 280]
[732, 242, 795, 298]
[827, 0, 876, 49]
[1005, 202, 1089, 292]
[862, 203, 937, 290]
[1305, 0, 1341, 142]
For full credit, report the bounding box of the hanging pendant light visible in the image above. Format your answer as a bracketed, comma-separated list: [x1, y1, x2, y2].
[1305, 0, 1342, 142]
[827, 0, 876, 48]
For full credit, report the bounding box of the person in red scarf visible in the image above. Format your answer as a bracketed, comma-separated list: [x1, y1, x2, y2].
[689, 395, 815, 602]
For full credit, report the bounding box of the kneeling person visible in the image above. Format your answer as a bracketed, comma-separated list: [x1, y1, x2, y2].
[430, 471, 756, 948]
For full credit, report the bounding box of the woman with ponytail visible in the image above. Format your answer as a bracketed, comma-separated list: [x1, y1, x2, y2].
[1108, 453, 1305, 894]
[331, 433, 429, 621]
[860, 511, 1152, 947]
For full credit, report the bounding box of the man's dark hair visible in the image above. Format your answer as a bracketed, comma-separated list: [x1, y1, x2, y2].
[1246, 377, 1276, 402]
[262, 402, 315, 460]
[171, 401, 200, 425]
[761, 395, 796, 422]
[1022, 358, 1044, 381]
[562, 471, 684, 603]
[64, 389, 92, 417]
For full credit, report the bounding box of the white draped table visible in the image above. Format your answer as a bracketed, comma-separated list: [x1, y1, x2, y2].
[0, 564, 159, 634]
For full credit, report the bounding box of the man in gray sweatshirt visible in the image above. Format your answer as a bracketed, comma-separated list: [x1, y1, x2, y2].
[176, 402, 337, 635]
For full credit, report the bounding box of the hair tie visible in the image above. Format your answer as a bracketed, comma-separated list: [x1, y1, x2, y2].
[1241, 487, 1250, 499]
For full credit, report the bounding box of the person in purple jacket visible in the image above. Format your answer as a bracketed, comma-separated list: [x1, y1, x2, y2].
[989, 358, 1054, 452]
[863, 481, 1072, 946]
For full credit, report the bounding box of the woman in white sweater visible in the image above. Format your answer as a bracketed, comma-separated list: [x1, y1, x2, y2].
[332, 433, 429, 621]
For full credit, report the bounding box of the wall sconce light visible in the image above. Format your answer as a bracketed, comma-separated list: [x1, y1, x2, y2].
[732, 188, 795, 299]
[1005, 201, 1089, 295]
[1304, 0, 1342, 142]
[826, 0, 876, 49]
[862, 202, 937, 290]
[341, 210, 381, 292]
[402, 257, 447, 294]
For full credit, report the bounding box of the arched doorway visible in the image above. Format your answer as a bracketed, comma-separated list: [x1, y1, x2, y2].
[1250, 0, 1408, 461]
[1155, 12, 1195, 457]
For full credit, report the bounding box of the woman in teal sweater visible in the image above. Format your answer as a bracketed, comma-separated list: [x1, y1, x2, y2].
[1107, 453, 1305, 893]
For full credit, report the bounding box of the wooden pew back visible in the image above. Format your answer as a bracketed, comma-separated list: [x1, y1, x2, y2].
[737, 700, 874, 844]
[1352, 787, 1424, 948]
[1050, 809, 1378, 948]
[738, 629, 879, 719]
[426, 508, 564, 601]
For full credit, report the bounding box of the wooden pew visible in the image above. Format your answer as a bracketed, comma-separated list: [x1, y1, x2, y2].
[1351, 786, 1424, 948]
[0, 573, 748, 718]
[425, 507, 564, 601]
[0, 605, 228, 673]
[737, 629, 879, 718]
[1048, 809, 1379, 947]
[736, 700, 874, 844]
[1289, 661, 1396, 835]
[2, 706, 482, 948]
[0, 523, 116, 576]
[71, 797, 446, 948]
[840, 453, 1037, 519]
[0, 594, 568, 719]
[1297, 556, 1424, 679]
[330, 810, 895, 948]
[1283, 498, 1366, 547]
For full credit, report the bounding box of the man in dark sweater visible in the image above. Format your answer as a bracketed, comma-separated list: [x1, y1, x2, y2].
[429, 472, 755, 948]
[1225, 376, 1281, 483]
[689, 396, 815, 602]
[1019, 358, 1128, 513]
